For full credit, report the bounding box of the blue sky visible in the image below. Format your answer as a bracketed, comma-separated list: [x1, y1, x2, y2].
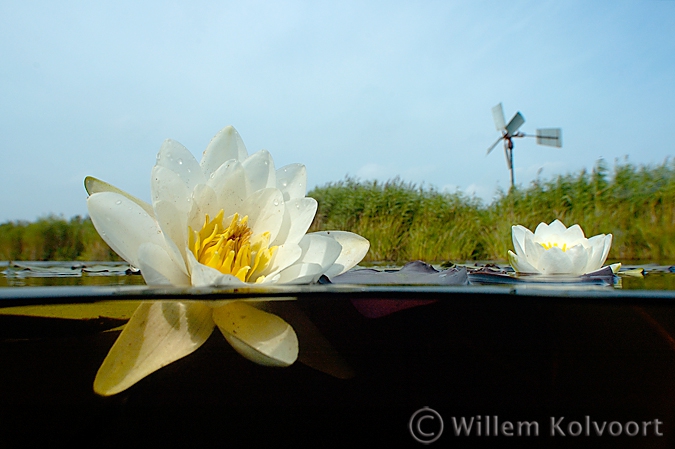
[1, 0, 674, 222]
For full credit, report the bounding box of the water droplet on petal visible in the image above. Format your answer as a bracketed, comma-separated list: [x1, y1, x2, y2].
[210, 173, 215, 179]
[281, 181, 288, 187]
[115, 200, 122, 205]
[273, 200, 279, 206]
[177, 158, 183, 165]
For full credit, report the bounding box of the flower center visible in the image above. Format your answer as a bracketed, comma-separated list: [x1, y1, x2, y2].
[540, 242, 568, 252]
[188, 210, 277, 283]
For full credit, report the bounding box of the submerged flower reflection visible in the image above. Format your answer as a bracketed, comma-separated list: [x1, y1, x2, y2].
[508, 219, 613, 276]
[86, 126, 369, 395]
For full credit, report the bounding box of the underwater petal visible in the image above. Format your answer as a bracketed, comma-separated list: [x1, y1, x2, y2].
[87, 192, 164, 268]
[200, 125, 248, 177]
[314, 231, 371, 278]
[94, 301, 214, 396]
[213, 301, 298, 367]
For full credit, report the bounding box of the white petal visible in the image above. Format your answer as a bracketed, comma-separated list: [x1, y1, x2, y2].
[137, 242, 190, 286]
[84, 176, 154, 217]
[564, 245, 591, 275]
[87, 192, 164, 268]
[94, 301, 215, 396]
[200, 126, 248, 177]
[271, 197, 317, 247]
[524, 234, 544, 268]
[155, 139, 205, 192]
[276, 262, 326, 284]
[186, 251, 246, 287]
[600, 234, 613, 267]
[186, 184, 219, 229]
[548, 219, 567, 234]
[537, 247, 575, 274]
[261, 243, 303, 280]
[208, 159, 247, 216]
[294, 233, 342, 274]
[533, 221, 551, 238]
[243, 149, 276, 193]
[153, 200, 189, 275]
[584, 234, 607, 272]
[151, 165, 191, 215]
[508, 250, 539, 274]
[563, 224, 586, 244]
[511, 225, 530, 257]
[213, 301, 298, 367]
[313, 231, 370, 278]
[239, 188, 285, 242]
[276, 164, 307, 201]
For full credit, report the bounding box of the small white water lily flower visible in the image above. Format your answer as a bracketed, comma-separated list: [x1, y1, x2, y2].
[86, 125, 369, 396]
[508, 219, 612, 276]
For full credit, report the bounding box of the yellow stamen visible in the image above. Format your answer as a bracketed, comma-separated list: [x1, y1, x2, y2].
[540, 242, 567, 252]
[188, 210, 277, 283]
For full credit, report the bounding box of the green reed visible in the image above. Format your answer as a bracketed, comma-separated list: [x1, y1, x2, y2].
[1, 159, 674, 263]
[310, 159, 675, 263]
[0, 215, 120, 261]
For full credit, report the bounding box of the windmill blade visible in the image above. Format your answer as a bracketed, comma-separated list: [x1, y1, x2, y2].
[536, 128, 562, 147]
[505, 112, 525, 135]
[491, 103, 506, 131]
[486, 137, 502, 155]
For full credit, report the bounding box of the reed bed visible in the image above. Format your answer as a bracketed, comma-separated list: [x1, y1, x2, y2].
[310, 159, 675, 263]
[2, 159, 674, 263]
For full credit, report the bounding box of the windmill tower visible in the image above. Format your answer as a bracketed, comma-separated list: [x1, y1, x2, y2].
[486, 103, 562, 188]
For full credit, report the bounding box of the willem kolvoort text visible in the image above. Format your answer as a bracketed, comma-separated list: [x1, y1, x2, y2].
[450, 416, 663, 437]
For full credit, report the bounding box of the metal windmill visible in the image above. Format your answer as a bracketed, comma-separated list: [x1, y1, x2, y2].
[486, 103, 562, 188]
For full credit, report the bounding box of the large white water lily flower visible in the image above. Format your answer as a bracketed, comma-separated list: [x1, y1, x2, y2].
[508, 219, 612, 276]
[86, 125, 369, 396]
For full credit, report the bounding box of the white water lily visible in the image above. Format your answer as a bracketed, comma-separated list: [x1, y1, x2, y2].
[86, 125, 369, 396]
[508, 219, 612, 275]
